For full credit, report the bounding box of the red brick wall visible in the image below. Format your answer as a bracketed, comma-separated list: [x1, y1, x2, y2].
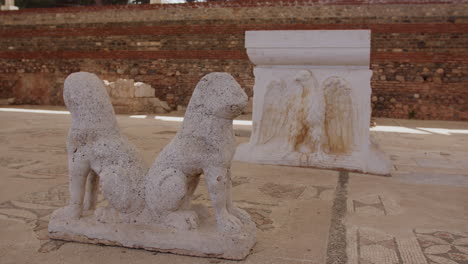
[0, 0, 467, 120]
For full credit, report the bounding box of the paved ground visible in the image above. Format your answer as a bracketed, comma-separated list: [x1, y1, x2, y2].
[0, 107, 467, 264]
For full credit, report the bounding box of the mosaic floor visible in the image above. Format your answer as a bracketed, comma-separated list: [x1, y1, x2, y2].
[0, 108, 467, 264]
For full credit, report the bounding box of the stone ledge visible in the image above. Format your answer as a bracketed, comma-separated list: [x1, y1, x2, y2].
[246, 30, 371, 66]
[48, 207, 256, 260]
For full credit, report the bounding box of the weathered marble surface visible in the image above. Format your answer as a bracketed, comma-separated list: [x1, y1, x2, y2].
[235, 30, 392, 175]
[1, 0, 18, 10]
[49, 72, 255, 260]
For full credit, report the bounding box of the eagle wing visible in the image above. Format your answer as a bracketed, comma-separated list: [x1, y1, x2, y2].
[257, 79, 290, 145]
[323, 77, 354, 154]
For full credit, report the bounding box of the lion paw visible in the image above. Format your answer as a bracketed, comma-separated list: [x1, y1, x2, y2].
[63, 204, 82, 220]
[229, 206, 252, 224]
[217, 210, 243, 233]
[95, 206, 120, 223]
[164, 210, 199, 231]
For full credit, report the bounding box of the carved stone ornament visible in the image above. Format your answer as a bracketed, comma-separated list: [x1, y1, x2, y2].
[235, 30, 392, 175]
[48, 72, 256, 260]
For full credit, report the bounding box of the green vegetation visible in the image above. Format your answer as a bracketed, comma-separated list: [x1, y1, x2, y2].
[408, 110, 417, 119]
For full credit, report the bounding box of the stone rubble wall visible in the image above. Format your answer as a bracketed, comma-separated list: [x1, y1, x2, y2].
[0, 0, 467, 119]
[103, 79, 172, 114]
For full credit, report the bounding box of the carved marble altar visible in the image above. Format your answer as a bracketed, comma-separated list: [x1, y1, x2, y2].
[235, 30, 391, 175]
[1, 0, 18, 10]
[48, 72, 256, 260]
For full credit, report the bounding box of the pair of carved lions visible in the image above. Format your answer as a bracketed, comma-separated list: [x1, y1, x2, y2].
[63, 72, 250, 233]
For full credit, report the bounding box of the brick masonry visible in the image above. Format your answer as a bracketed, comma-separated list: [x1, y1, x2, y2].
[0, 0, 467, 120]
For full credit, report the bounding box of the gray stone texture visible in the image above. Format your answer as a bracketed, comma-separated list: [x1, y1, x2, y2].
[48, 72, 255, 260]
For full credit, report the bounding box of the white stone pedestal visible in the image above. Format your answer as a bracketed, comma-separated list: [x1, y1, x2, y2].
[235, 30, 391, 175]
[1, 0, 18, 10]
[49, 206, 256, 260]
[150, 0, 171, 4]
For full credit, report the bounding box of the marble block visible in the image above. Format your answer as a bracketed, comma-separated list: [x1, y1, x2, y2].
[49, 72, 256, 260]
[49, 206, 256, 260]
[1, 0, 18, 10]
[235, 30, 392, 175]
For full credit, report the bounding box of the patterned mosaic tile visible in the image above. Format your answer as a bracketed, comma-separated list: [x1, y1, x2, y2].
[260, 182, 334, 202]
[260, 183, 307, 199]
[347, 194, 401, 216]
[347, 227, 468, 264]
[415, 229, 468, 264]
[0, 184, 69, 253]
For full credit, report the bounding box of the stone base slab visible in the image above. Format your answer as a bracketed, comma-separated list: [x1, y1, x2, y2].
[235, 142, 391, 176]
[48, 207, 256, 260]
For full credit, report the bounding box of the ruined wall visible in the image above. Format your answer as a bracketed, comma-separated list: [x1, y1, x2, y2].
[0, 0, 467, 119]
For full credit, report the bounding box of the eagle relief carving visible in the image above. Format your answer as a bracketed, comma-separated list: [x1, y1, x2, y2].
[256, 70, 354, 156]
[237, 30, 391, 175]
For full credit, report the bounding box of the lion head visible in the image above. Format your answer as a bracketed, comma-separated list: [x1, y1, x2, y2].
[186, 72, 248, 119]
[64, 72, 117, 128]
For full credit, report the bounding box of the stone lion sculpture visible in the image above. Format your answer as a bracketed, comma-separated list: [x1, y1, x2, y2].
[63, 72, 147, 220]
[145, 72, 251, 232]
[59, 72, 252, 235]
